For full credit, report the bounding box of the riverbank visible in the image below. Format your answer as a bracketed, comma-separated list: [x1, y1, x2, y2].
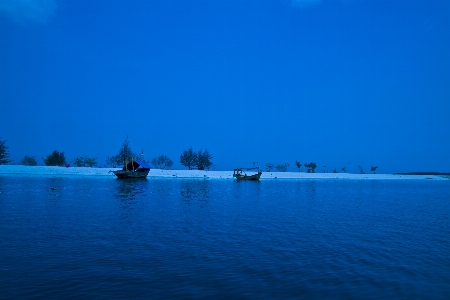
[1, 165, 449, 180]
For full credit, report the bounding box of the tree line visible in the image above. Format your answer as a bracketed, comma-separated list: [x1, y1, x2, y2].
[0, 136, 214, 170]
[105, 137, 213, 170]
[1, 136, 378, 173]
[264, 161, 379, 173]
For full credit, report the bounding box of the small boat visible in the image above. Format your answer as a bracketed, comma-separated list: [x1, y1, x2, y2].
[233, 167, 262, 181]
[112, 159, 151, 179]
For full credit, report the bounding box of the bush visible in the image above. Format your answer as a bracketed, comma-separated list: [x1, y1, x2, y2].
[21, 155, 38, 166]
[44, 150, 67, 166]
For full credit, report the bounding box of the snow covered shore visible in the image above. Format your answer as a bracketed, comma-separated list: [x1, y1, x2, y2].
[0, 165, 448, 180]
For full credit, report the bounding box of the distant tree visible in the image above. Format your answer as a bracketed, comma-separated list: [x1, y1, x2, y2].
[44, 150, 67, 166]
[195, 148, 213, 170]
[151, 155, 173, 169]
[304, 162, 317, 173]
[20, 155, 38, 166]
[275, 163, 289, 172]
[73, 157, 85, 167]
[341, 167, 347, 173]
[266, 163, 274, 172]
[73, 156, 97, 167]
[358, 165, 365, 174]
[84, 156, 97, 167]
[106, 136, 139, 167]
[0, 138, 11, 165]
[180, 146, 197, 170]
[371, 166, 378, 174]
[295, 160, 302, 172]
[333, 168, 338, 173]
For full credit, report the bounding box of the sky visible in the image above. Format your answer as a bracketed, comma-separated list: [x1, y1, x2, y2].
[1, 0, 449, 173]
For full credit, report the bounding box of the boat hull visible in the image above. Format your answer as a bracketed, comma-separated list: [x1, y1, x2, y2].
[234, 172, 262, 181]
[112, 169, 150, 179]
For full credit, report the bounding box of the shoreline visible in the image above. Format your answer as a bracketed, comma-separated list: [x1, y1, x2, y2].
[1, 165, 449, 180]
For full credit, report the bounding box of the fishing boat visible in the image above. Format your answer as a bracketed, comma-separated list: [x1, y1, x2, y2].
[111, 159, 151, 179]
[233, 167, 262, 181]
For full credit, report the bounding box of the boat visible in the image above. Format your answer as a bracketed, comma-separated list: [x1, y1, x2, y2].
[111, 159, 151, 179]
[233, 167, 262, 181]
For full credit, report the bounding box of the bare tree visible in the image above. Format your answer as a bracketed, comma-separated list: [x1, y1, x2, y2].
[266, 163, 274, 172]
[358, 165, 365, 174]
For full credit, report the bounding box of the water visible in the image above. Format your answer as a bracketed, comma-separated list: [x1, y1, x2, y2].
[0, 175, 449, 299]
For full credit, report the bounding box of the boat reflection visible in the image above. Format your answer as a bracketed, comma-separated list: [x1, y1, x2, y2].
[113, 178, 148, 202]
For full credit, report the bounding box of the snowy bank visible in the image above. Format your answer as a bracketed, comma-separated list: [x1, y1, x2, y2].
[0, 165, 448, 180]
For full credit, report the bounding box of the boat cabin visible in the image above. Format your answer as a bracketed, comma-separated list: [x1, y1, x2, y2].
[122, 159, 151, 172]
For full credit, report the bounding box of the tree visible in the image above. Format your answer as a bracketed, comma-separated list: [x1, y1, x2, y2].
[106, 136, 139, 167]
[180, 146, 197, 170]
[20, 155, 38, 166]
[0, 138, 11, 165]
[295, 160, 302, 172]
[371, 166, 378, 174]
[275, 163, 289, 172]
[195, 148, 213, 170]
[266, 163, 274, 172]
[44, 150, 67, 166]
[73, 157, 84, 167]
[304, 162, 317, 173]
[151, 155, 173, 169]
[341, 167, 347, 173]
[358, 165, 365, 174]
[84, 157, 97, 167]
[73, 156, 97, 167]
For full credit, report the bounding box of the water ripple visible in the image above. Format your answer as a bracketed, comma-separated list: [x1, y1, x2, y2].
[0, 177, 449, 299]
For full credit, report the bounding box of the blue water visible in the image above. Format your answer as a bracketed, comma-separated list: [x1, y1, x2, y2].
[0, 175, 449, 299]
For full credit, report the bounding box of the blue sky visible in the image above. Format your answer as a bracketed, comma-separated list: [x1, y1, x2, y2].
[1, 0, 449, 173]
